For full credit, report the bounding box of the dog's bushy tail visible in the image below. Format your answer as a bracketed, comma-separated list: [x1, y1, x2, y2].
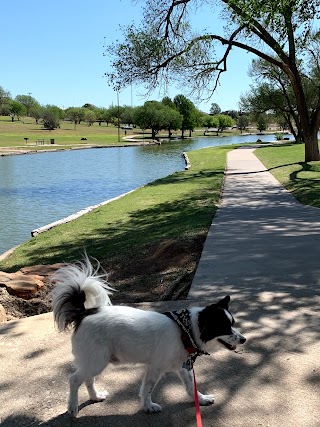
[51, 255, 113, 332]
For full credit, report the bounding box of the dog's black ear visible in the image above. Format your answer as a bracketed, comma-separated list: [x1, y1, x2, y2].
[217, 295, 230, 309]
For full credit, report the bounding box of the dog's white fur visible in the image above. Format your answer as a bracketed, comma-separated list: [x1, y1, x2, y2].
[51, 258, 245, 416]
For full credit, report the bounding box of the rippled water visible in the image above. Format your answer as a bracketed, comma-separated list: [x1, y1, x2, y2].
[0, 133, 279, 253]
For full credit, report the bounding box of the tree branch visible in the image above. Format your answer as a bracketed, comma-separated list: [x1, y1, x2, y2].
[221, 0, 289, 63]
[163, 0, 192, 38]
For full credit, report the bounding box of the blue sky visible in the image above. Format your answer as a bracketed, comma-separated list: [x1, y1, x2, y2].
[1, 0, 254, 113]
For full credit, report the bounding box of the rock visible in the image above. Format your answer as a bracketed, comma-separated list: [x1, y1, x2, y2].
[0, 272, 45, 300]
[20, 263, 65, 276]
[0, 264, 62, 302]
[0, 264, 63, 320]
[0, 303, 6, 322]
[4, 278, 42, 299]
[0, 272, 12, 283]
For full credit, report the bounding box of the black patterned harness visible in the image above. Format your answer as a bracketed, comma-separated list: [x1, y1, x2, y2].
[163, 309, 209, 370]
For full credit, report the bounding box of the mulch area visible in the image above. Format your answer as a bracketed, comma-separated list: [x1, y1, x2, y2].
[0, 237, 205, 321]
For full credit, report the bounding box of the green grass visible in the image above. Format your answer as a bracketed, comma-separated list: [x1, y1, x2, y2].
[0, 145, 232, 271]
[0, 116, 242, 150]
[255, 143, 320, 207]
[0, 116, 139, 148]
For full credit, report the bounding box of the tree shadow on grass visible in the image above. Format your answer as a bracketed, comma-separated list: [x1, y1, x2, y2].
[2, 169, 225, 270]
[287, 161, 320, 206]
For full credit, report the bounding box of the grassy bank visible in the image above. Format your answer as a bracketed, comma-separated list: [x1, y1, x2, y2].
[0, 116, 143, 148]
[2, 141, 319, 273]
[255, 143, 320, 207]
[0, 116, 243, 151]
[0, 145, 231, 273]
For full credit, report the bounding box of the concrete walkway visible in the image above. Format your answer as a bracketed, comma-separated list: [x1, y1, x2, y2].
[1, 147, 320, 427]
[189, 147, 320, 426]
[190, 147, 320, 297]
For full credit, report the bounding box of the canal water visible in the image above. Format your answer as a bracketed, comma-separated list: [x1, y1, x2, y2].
[0, 133, 278, 254]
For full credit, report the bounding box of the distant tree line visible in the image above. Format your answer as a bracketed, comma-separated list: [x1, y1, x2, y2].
[2, 84, 294, 137]
[0, 86, 242, 137]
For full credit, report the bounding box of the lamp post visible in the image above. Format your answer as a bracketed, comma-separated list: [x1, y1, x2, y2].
[117, 89, 120, 143]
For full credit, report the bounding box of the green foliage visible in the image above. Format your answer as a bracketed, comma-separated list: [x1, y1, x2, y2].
[173, 94, 199, 137]
[9, 100, 26, 120]
[84, 109, 96, 126]
[202, 114, 219, 129]
[256, 113, 268, 132]
[133, 101, 182, 138]
[106, 24, 168, 90]
[65, 107, 86, 128]
[29, 105, 43, 123]
[237, 115, 249, 132]
[161, 96, 175, 109]
[121, 106, 135, 126]
[222, 110, 239, 120]
[107, 0, 320, 160]
[0, 85, 12, 115]
[82, 103, 97, 109]
[215, 114, 235, 133]
[42, 106, 61, 130]
[45, 105, 64, 120]
[15, 95, 40, 116]
[210, 103, 221, 115]
[95, 108, 111, 125]
[226, 0, 320, 43]
[239, 57, 319, 142]
[162, 106, 183, 134]
[108, 105, 125, 119]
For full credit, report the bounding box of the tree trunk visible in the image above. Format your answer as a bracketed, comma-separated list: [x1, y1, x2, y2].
[304, 130, 320, 162]
[284, 63, 319, 160]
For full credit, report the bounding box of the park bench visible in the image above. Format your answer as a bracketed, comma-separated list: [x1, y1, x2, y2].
[35, 139, 55, 145]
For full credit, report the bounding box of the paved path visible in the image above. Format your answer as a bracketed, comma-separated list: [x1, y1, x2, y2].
[190, 147, 320, 298]
[189, 147, 320, 426]
[1, 147, 320, 427]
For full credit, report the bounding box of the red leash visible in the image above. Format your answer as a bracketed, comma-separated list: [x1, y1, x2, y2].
[193, 368, 203, 427]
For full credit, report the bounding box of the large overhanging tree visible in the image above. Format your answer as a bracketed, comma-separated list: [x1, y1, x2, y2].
[107, 0, 320, 161]
[240, 57, 320, 142]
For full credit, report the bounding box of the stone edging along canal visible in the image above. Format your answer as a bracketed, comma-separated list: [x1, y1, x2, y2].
[31, 189, 136, 237]
[31, 151, 191, 237]
[0, 188, 139, 261]
[0, 148, 191, 261]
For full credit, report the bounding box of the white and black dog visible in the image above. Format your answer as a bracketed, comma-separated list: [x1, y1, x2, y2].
[51, 258, 246, 417]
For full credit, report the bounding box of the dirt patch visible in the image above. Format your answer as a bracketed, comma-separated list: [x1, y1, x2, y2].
[0, 236, 205, 321]
[106, 237, 204, 303]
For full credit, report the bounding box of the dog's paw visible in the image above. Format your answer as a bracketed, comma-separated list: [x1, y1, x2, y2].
[68, 405, 79, 418]
[198, 394, 215, 406]
[144, 402, 162, 414]
[90, 390, 109, 402]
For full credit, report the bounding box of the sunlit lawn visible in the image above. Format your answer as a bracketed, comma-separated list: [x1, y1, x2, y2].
[0, 116, 241, 149]
[0, 116, 136, 147]
[255, 143, 320, 207]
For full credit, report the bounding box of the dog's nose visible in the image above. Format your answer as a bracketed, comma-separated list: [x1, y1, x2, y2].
[240, 338, 246, 344]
